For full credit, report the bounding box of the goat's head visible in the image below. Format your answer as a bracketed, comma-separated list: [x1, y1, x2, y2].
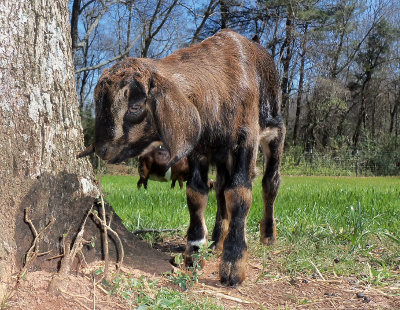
[78, 58, 201, 166]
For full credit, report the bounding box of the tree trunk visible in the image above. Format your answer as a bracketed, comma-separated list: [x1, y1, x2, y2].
[389, 87, 400, 134]
[70, 0, 81, 58]
[219, 0, 229, 29]
[293, 24, 308, 144]
[353, 77, 370, 150]
[0, 0, 93, 297]
[281, 17, 293, 125]
[269, 9, 280, 59]
[0, 0, 170, 299]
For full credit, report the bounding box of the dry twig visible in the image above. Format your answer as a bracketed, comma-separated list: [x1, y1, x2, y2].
[133, 228, 181, 234]
[309, 260, 326, 281]
[193, 289, 252, 304]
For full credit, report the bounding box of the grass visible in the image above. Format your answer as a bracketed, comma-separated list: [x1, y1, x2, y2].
[101, 175, 400, 285]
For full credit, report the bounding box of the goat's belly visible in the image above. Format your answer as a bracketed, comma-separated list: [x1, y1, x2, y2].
[149, 167, 171, 182]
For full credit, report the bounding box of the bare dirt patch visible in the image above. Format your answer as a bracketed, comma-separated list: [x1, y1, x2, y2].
[6, 236, 400, 309]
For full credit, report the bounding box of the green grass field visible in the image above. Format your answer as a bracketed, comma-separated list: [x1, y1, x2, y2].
[101, 175, 400, 286]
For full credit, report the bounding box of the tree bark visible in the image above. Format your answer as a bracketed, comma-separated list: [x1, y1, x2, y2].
[281, 17, 293, 125]
[0, 0, 170, 299]
[353, 76, 370, 150]
[389, 87, 400, 134]
[219, 0, 229, 29]
[0, 0, 98, 298]
[70, 0, 81, 58]
[293, 23, 308, 144]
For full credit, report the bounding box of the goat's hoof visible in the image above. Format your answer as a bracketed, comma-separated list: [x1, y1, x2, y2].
[219, 259, 246, 287]
[183, 254, 194, 267]
[260, 235, 276, 245]
[209, 240, 223, 252]
[183, 255, 205, 269]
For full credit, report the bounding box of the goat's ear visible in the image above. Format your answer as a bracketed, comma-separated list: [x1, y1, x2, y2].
[148, 74, 201, 167]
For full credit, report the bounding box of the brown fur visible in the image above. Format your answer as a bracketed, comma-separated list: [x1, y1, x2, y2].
[137, 144, 189, 189]
[219, 187, 252, 285]
[184, 187, 209, 266]
[85, 29, 285, 286]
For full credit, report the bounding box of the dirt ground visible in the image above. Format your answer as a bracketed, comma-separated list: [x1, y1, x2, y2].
[6, 236, 400, 310]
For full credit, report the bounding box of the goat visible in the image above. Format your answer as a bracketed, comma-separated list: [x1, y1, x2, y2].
[78, 29, 285, 286]
[137, 142, 214, 190]
[137, 142, 189, 189]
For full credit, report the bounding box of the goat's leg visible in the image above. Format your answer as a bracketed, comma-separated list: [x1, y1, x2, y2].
[211, 164, 229, 251]
[184, 157, 209, 266]
[137, 159, 150, 190]
[137, 178, 143, 189]
[178, 177, 184, 189]
[137, 177, 149, 189]
[259, 126, 285, 245]
[220, 187, 251, 286]
[219, 146, 255, 286]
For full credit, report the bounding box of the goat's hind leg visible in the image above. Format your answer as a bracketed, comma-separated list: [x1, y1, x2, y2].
[211, 163, 229, 251]
[259, 126, 285, 245]
[219, 145, 255, 286]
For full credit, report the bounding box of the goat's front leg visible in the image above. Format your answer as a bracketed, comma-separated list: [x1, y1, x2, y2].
[137, 159, 150, 189]
[184, 157, 209, 266]
[178, 177, 184, 189]
[171, 178, 176, 188]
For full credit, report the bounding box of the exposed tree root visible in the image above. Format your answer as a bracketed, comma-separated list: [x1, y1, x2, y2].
[48, 206, 93, 294]
[19, 208, 55, 282]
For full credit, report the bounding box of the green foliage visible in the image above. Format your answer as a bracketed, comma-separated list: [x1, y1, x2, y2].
[356, 18, 395, 77]
[282, 135, 400, 176]
[358, 135, 400, 176]
[167, 244, 215, 291]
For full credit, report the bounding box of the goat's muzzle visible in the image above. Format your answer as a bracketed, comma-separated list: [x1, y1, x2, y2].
[76, 144, 95, 159]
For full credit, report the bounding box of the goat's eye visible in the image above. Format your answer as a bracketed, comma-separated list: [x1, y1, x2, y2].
[125, 102, 146, 124]
[128, 105, 140, 114]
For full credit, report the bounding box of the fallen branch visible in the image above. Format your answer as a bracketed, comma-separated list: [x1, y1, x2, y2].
[133, 228, 181, 234]
[193, 289, 252, 304]
[93, 273, 96, 310]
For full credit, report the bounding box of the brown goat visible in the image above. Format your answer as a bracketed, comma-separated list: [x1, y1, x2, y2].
[137, 142, 189, 189]
[79, 29, 285, 286]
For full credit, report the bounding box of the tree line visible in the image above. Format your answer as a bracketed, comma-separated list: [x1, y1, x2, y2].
[70, 0, 400, 175]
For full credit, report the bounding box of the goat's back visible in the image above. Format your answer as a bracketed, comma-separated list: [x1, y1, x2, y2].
[160, 29, 281, 140]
